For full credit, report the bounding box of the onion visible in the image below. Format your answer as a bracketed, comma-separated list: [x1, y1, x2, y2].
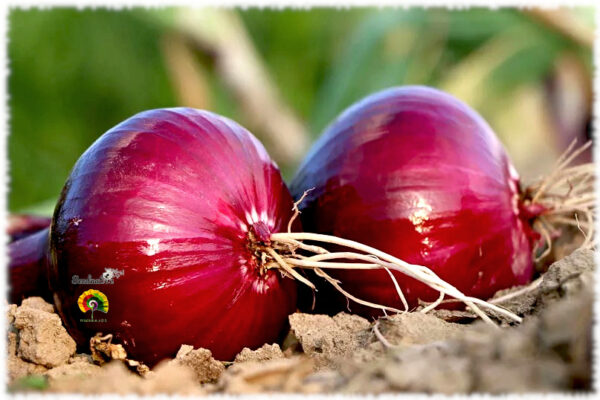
[9, 228, 51, 303]
[289, 86, 594, 318]
[10, 108, 299, 365]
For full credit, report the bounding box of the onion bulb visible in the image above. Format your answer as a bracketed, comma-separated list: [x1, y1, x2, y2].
[290, 86, 594, 317]
[12, 108, 299, 365]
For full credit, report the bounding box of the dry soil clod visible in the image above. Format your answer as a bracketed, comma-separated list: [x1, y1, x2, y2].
[170, 344, 225, 383]
[234, 343, 284, 363]
[13, 304, 76, 367]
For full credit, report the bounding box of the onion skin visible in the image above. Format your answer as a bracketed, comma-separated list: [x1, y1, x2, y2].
[42, 108, 298, 365]
[8, 228, 52, 304]
[291, 86, 536, 317]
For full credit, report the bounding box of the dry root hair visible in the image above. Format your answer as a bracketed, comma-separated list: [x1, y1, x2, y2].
[525, 140, 595, 260]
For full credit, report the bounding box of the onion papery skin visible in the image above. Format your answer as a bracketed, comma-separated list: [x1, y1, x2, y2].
[48, 108, 298, 365]
[291, 86, 536, 318]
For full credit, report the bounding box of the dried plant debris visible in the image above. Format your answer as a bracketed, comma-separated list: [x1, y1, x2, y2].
[6, 249, 594, 393]
[90, 333, 127, 364]
[89, 333, 150, 376]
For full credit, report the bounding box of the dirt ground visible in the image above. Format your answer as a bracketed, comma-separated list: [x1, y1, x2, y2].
[6, 249, 594, 394]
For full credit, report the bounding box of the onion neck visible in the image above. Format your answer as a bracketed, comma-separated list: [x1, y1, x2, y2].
[518, 199, 547, 221]
[246, 222, 272, 277]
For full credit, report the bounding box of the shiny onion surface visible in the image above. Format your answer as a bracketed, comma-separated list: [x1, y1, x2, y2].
[291, 86, 537, 317]
[44, 108, 298, 365]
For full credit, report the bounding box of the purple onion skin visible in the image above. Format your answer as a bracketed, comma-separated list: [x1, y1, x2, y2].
[8, 228, 52, 304]
[291, 86, 536, 317]
[46, 108, 298, 365]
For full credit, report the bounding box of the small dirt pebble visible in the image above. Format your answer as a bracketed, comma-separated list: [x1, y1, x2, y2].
[234, 343, 284, 363]
[170, 344, 225, 383]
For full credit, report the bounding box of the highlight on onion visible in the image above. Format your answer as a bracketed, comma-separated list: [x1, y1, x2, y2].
[288, 86, 595, 319]
[9, 108, 300, 366]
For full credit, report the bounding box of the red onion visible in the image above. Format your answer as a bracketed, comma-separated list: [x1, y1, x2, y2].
[290, 86, 589, 318]
[11, 108, 299, 365]
[9, 228, 51, 303]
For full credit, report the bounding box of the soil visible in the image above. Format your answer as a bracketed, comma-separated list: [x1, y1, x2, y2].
[6, 249, 595, 394]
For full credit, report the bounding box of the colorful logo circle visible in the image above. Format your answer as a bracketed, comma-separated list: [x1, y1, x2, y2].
[78, 289, 109, 320]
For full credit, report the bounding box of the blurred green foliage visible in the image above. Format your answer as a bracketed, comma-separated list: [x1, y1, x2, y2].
[8, 374, 48, 392]
[9, 9, 176, 213]
[8, 7, 593, 214]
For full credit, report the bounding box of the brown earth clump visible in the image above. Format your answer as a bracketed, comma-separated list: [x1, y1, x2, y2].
[169, 344, 225, 383]
[234, 343, 285, 363]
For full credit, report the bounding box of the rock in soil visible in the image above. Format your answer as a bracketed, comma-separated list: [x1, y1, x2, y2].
[46, 356, 204, 394]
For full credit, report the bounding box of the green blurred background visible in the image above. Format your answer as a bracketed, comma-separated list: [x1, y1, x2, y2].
[8, 7, 594, 214]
